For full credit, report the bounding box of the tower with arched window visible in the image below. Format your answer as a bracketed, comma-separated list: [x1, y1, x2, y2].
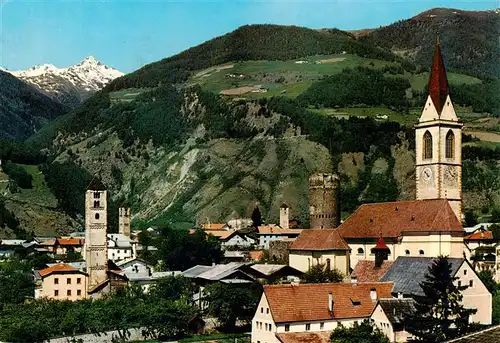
[84, 177, 108, 290]
[415, 38, 463, 220]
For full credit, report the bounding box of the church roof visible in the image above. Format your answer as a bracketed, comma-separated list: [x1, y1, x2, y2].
[336, 199, 463, 239]
[427, 37, 450, 114]
[372, 236, 390, 251]
[86, 176, 106, 191]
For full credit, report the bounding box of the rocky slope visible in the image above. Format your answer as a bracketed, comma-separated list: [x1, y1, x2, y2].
[9, 56, 124, 108]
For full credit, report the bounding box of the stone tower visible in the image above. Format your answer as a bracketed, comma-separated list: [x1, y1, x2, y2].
[118, 207, 131, 237]
[85, 177, 108, 290]
[415, 38, 463, 220]
[308, 173, 340, 229]
[279, 203, 289, 230]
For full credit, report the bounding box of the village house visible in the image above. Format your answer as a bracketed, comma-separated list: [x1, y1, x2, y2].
[107, 233, 136, 262]
[37, 263, 88, 301]
[251, 282, 394, 343]
[288, 229, 350, 275]
[257, 225, 302, 249]
[370, 298, 416, 342]
[53, 237, 84, 255]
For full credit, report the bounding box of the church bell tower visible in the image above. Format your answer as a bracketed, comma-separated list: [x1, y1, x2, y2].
[415, 38, 463, 220]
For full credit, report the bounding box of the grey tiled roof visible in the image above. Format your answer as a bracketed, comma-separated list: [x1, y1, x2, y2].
[182, 265, 213, 278]
[379, 257, 464, 296]
[377, 298, 416, 325]
[444, 324, 500, 342]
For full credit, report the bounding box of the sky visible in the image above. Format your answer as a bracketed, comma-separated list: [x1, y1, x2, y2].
[0, 0, 497, 73]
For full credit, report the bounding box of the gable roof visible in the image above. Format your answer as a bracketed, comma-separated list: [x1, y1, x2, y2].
[55, 238, 84, 246]
[40, 263, 86, 277]
[465, 231, 493, 240]
[444, 324, 500, 343]
[428, 38, 450, 115]
[201, 223, 228, 230]
[250, 264, 302, 277]
[257, 225, 302, 236]
[182, 262, 254, 282]
[351, 260, 394, 283]
[264, 282, 394, 323]
[289, 229, 350, 251]
[337, 199, 463, 239]
[374, 298, 416, 326]
[379, 257, 464, 296]
[277, 332, 331, 343]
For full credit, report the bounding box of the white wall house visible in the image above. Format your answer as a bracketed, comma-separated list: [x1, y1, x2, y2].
[251, 282, 394, 343]
[107, 233, 136, 262]
[257, 225, 302, 249]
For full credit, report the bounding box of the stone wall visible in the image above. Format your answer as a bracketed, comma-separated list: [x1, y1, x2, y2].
[47, 328, 151, 343]
[269, 240, 292, 264]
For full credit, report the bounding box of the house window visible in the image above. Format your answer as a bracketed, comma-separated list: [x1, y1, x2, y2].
[419, 249, 424, 255]
[469, 280, 474, 287]
[265, 323, 268, 331]
[266, 308, 269, 314]
[77, 278, 81, 284]
[67, 278, 71, 285]
[77, 290, 81, 296]
[357, 248, 364, 255]
[261, 307, 264, 313]
[405, 250, 410, 255]
[269, 324, 272, 331]
[458, 281, 462, 287]
[445, 130, 455, 159]
[320, 322, 325, 330]
[464, 269, 467, 275]
[54, 278, 59, 285]
[326, 258, 331, 271]
[259, 322, 262, 330]
[95, 213, 100, 220]
[423, 131, 433, 159]
[67, 290, 71, 296]
[285, 324, 290, 332]
[305, 323, 311, 331]
[54, 290, 59, 297]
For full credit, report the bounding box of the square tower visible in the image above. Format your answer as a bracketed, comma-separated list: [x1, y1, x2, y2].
[415, 39, 463, 220]
[85, 177, 108, 290]
[118, 207, 131, 237]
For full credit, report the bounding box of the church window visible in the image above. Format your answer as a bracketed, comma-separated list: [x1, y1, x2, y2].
[326, 258, 331, 271]
[357, 248, 364, 255]
[95, 213, 100, 220]
[405, 250, 410, 255]
[94, 200, 100, 208]
[419, 249, 424, 255]
[93, 192, 100, 199]
[423, 131, 433, 159]
[445, 130, 455, 159]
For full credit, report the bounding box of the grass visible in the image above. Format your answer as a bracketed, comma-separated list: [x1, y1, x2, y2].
[309, 106, 419, 126]
[409, 72, 482, 91]
[180, 333, 249, 343]
[109, 88, 149, 102]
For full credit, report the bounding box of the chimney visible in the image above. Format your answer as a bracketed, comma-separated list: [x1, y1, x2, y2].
[370, 288, 377, 301]
[328, 292, 334, 312]
[280, 204, 289, 230]
[397, 292, 403, 299]
[351, 276, 358, 284]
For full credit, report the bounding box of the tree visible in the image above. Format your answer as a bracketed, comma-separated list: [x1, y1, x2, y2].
[251, 206, 262, 227]
[491, 207, 500, 223]
[0, 257, 35, 306]
[330, 320, 389, 343]
[404, 256, 477, 342]
[204, 282, 262, 331]
[302, 263, 344, 284]
[491, 223, 500, 239]
[464, 209, 478, 227]
[478, 269, 497, 294]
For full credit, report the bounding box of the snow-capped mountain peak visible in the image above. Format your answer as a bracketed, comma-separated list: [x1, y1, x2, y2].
[8, 57, 124, 108]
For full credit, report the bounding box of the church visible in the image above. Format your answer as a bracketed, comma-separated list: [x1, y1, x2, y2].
[335, 39, 465, 268]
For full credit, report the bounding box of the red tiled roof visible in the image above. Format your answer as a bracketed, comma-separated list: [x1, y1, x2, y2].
[289, 229, 350, 251]
[55, 238, 84, 246]
[250, 250, 265, 261]
[465, 231, 493, 240]
[351, 260, 394, 283]
[277, 332, 331, 343]
[264, 282, 394, 323]
[39, 263, 79, 277]
[373, 236, 389, 250]
[39, 240, 56, 246]
[201, 223, 227, 230]
[337, 199, 462, 239]
[257, 225, 302, 235]
[428, 37, 450, 114]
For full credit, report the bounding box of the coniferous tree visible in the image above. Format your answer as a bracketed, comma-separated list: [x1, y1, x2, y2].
[251, 206, 262, 227]
[404, 256, 477, 342]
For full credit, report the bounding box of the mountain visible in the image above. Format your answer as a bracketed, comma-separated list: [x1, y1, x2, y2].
[9, 56, 124, 108]
[360, 8, 500, 78]
[0, 70, 68, 140]
[6, 10, 500, 237]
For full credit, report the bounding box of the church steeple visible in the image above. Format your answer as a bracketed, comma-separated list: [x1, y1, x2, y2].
[427, 37, 450, 115]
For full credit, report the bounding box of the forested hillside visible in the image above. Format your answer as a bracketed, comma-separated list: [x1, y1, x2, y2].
[361, 8, 500, 79]
[0, 71, 68, 140]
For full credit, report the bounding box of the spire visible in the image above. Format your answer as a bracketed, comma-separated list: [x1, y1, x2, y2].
[372, 235, 389, 251]
[427, 37, 450, 114]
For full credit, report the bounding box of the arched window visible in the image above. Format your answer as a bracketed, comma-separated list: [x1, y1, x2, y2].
[423, 131, 433, 159]
[357, 248, 364, 255]
[405, 249, 410, 255]
[419, 249, 424, 255]
[95, 213, 100, 220]
[326, 258, 331, 271]
[445, 130, 455, 159]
